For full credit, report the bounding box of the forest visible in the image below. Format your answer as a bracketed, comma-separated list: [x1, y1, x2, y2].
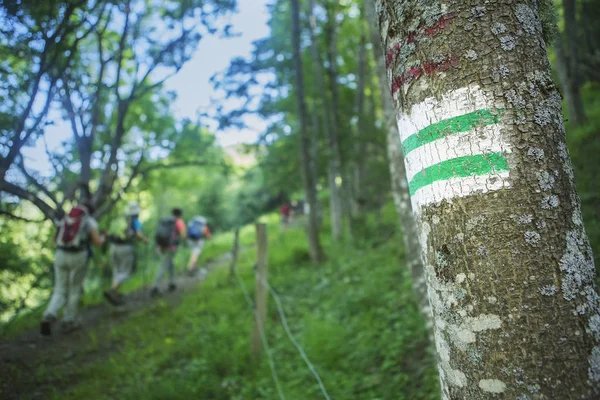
[1, 0, 600, 399]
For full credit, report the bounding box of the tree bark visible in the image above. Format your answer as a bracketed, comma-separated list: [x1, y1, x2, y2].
[291, 0, 325, 263]
[322, 3, 347, 240]
[351, 32, 367, 214]
[375, 1, 600, 398]
[309, 98, 322, 227]
[581, 2, 598, 58]
[365, 0, 428, 320]
[77, 136, 93, 193]
[562, 0, 587, 126]
[308, 0, 344, 240]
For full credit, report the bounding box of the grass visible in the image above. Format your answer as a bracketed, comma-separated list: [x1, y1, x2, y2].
[0, 220, 262, 338]
[15, 205, 439, 400]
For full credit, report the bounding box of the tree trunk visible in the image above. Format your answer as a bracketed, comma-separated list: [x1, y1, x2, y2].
[76, 135, 93, 200]
[308, 0, 342, 240]
[581, 2, 598, 58]
[93, 100, 128, 210]
[309, 98, 322, 227]
[554, 36, 587, 130]
[562, 0, 587, 126]
[351, 32, 367, 214]
[291, 0, 325, 263]
[375, 1, 600, 398]
[365, 0, 428, 320]
[323, 3, 348, 240]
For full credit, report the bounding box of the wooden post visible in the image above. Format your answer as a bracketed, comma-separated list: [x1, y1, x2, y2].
[250, 223, 268, 357]
[228, 227, 240, 279]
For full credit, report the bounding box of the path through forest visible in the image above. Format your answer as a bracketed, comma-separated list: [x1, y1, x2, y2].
[0, 251, 233, 400]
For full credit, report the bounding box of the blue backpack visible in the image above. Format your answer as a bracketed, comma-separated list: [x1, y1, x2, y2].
[187, 217, 205, 240]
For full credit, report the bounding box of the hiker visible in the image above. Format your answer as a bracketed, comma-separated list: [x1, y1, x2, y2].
[41, 200, 106, 336]
[151, 208, 186, 296]
[186, 216, 212, 276]
[280, 202, 291, 227]
[104, 202, 149, 306]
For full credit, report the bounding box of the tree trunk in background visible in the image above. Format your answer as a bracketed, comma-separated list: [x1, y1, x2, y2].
[365, 0, 428, 321]
[291, 0, 324, 263]
[308, 0, 343, 241]
[309, 98, 322, 227]
[324, 3, 350, 240]
[351, 32, 367, 215]
[581, 2, 598, 58]
[562, 0, 587, 126]
[375, 1, 600, 398]
[307, 0, 332, 230]
[76, 135, 93, 201]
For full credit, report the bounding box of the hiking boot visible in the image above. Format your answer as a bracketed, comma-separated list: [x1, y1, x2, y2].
[40, 321, 52, 336]
[104, 289, 123, 306]
[60, 320, 82, 334]
[40, 315, 57, 336]
[168, 283, 177, 292]
[150, 287, 162, 298]
[114, 291, 126, 306]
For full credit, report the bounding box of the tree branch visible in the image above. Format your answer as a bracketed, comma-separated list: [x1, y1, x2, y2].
[16, 156, 61, 209]
[0, 210, 47, 224]
[141, 160, 223, 175]
[0, 3, 106, 182]
[130, 28, 194, 99]
[89, 21, 111, 139]
[61, 85, 82, 139]
[42, 135, 63, 179]
[95, 154, 145, 219]
[0, 182, 58, 220]
[114, 0, 132, 102]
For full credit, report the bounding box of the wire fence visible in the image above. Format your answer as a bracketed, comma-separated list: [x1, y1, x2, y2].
[237, 250, 331, 400]
[233, 266, 287, 400]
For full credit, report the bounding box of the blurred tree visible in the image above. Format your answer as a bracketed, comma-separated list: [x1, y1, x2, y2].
[291, 0, 324, 262]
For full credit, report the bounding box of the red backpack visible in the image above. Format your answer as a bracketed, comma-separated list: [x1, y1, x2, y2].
[56, 206, 89, 249]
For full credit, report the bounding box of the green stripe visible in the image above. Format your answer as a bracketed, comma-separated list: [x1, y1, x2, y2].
[402, 108, 504, 155]
[408, 152, 509, 195]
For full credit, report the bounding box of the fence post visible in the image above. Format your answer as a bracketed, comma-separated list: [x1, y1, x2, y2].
[251, 223, 268, 357]
[228, 227, 240, 279]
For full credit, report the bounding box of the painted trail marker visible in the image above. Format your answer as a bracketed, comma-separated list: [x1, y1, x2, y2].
[397, 85, 511, 212]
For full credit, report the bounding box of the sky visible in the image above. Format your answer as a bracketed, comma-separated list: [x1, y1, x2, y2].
[164, 0, 271, 145]
[22, 0, 271, 171]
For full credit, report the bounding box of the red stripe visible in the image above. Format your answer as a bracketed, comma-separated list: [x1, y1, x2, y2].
[391, 55, 459, 95]
[424, 13, 457, 37]
[385, 13, 457, 69]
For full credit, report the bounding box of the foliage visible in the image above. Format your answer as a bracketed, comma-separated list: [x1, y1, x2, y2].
[211, 0, 391, 211]
[12, 210, 440, 400]
[566, 83, 600, 263]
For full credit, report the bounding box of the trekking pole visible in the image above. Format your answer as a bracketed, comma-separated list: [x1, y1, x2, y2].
[142, 242, 148, 290]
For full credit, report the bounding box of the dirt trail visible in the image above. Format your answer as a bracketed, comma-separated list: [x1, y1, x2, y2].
[0, 252, 232, 400]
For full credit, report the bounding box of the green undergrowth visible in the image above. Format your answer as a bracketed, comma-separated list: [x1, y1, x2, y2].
[566, 83, 600, 263]
[1, 222, 261, 338]
[42, 206, 438, 399]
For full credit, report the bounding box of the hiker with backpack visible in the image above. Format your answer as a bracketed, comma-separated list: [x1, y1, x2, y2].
[280, 202, 291, 228]
[104, 202, 149, 306]
[186, 216, 212, 276]
[41, 200, 106, 336]
[151, 208, 186, 296]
